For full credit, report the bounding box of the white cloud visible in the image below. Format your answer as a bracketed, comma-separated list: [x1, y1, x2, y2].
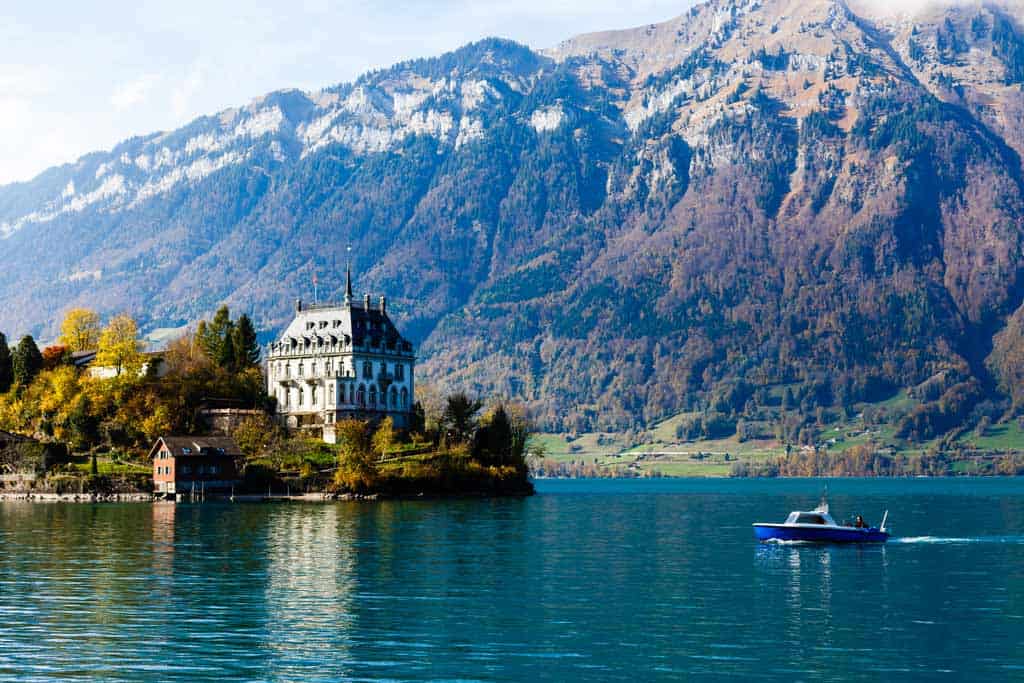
[111, 73, 161, 111]
[8, 0, 991, 187]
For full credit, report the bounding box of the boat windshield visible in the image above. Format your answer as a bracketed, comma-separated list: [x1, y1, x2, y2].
[786, 512, 829, 525]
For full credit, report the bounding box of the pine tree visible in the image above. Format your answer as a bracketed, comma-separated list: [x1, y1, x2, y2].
[12, 335, 43, 386]
[198, 306, 236, 370]
[219, 329, 236, 372]
[233, 314, 260, 368]
[443, 392, 483, 445]
[0, 333, 12, 393]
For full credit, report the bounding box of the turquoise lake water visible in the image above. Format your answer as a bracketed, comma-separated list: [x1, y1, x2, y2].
[1, 478, 1023, 681]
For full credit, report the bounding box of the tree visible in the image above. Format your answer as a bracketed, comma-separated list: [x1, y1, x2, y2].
[232, 414, 280, 459]
[12, 336, 43, 386]
[442, 392, 483, 445]
[219, 328, 236, 372]
[198, 306, 235, 369]
[59, 308, 101, 352]
[0, 333, 12, 393]
[233, 314, 260, 368]
[95, 315, 144, 378]
[372, 417, 396, 459]
[334, 419, 377, 491]
[41, 345, 69, 370]
[414, 382, 446, 441]
[474, 404, 513, 464]
[67, 395, 100, 450]
[163, 332, 210, 375]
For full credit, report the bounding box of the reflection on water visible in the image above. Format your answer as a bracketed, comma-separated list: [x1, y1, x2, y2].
[0, 479, 1021, 681]
[263, 506, 357, 679]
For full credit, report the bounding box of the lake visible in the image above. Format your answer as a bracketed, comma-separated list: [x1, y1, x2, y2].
[0, 478, 1022, 681]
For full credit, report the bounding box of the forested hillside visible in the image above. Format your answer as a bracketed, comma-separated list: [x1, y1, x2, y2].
[2, 0, 1024, 438]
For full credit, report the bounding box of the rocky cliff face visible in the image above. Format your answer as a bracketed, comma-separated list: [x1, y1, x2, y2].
[2, 0, 1024, 431]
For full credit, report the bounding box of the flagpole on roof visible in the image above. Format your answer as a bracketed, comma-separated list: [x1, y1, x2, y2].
[345, 245, 353, 304]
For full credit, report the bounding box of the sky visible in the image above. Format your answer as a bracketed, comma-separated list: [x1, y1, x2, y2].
[0, 0, 695, 186]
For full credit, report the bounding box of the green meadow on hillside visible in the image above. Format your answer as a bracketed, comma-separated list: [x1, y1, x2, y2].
[533, 389, 1024, 477]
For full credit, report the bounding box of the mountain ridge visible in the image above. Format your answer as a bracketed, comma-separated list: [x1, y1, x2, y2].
[3, 0, 1024, 434]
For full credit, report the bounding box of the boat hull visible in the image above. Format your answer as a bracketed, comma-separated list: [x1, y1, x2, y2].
[754, 524, 889, 543]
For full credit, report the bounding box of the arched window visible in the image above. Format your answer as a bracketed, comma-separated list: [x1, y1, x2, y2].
[357, 385, 366, 407]
[369, 386, 377, 408]
[298, 387, 304, 407]
[363, 361, 373, 379]
[401, 388, 409, 410]
[298, 362, 304, 377]
[389, 387, 397, 410]
[311, 386, 318, 407]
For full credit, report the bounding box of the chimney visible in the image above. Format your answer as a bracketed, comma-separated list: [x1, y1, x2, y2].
[380, 296, 387, 315]
[364, 294, 370, 309]
[296, 299, 302, 312]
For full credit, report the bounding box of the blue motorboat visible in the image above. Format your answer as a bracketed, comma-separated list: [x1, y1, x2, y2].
[754, 503, 889, 543]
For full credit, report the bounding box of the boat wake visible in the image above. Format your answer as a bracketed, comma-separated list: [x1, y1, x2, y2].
[761, 538, 817, 546]
[892, 536, 1024, 545]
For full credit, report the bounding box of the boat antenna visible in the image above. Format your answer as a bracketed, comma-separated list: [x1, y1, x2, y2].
[880, 510, 889, 533]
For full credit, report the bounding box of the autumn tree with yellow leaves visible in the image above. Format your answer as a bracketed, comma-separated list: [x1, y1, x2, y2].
[95, 314, 145, 378]
[58, 308, 102, 352]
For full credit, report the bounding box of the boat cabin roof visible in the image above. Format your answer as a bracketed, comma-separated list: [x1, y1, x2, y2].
[785, 510, 838, 526]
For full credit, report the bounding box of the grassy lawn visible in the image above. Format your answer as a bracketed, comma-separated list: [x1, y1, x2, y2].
[647, 411, 700, 443]
[531, 432, 631, 460]
[957, 422, 1024, 452]
[71, 459, 151, 476]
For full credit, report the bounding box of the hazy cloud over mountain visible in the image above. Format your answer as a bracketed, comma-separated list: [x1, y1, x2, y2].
[0, 0, 695, 185]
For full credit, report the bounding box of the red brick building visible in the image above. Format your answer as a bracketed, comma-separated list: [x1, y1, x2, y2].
[149, 436, 241, 498]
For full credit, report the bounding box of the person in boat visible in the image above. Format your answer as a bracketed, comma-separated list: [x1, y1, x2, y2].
[854, 515, 869, 529]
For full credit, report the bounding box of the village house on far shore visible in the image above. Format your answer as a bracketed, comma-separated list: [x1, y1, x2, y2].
[266, 268, 416, 443]
[150, 436, 241, 500]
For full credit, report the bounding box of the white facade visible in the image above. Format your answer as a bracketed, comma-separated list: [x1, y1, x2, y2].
[266, 283, 415, 440]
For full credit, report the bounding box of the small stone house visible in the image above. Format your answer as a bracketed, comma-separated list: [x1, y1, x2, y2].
[149, 436, 241, 498]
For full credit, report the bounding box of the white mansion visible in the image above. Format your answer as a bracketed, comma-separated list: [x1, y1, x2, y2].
[266, 270, 415, 441]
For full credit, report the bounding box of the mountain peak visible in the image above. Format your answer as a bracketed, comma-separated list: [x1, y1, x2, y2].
[2, 0, 1024, 431]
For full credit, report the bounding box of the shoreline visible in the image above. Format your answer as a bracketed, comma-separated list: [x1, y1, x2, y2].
[0, 489, 534, 504]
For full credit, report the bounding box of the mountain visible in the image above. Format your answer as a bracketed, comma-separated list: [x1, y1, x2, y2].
[3, 0, 1024, 433]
